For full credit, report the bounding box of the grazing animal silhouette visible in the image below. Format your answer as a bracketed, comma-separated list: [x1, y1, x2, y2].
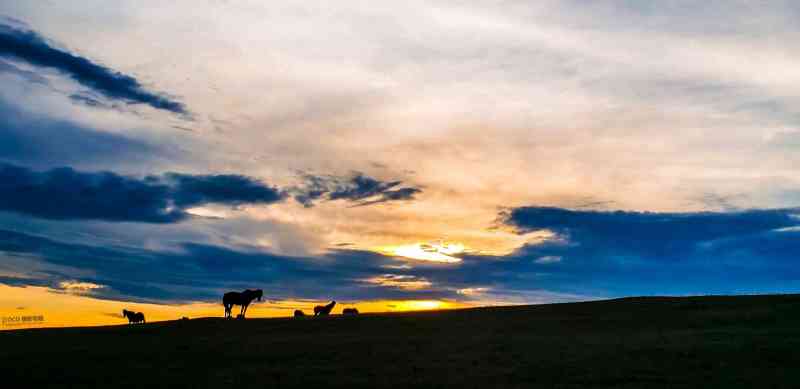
[223, 289, 263, 319]
[314, 301, 336, 316]
[343, 308, 359, 315]
[122, 309, 145, 324]
[293, 309, 305, 317]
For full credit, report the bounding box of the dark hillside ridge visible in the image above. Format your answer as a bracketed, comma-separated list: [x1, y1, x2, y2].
[2, 294, 800, 388]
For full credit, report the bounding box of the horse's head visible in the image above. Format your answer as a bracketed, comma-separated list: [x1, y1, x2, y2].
[254, 289, 263, 302]
[122, 309, 128, 317]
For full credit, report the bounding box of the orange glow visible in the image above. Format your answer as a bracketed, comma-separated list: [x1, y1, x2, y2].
[0, 284, 471, 330]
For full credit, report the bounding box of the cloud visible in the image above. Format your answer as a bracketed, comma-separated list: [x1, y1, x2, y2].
[501, 206, 799, 260]
[352, 187, 423, 207]
[490, 205, 800, 296]
[293, 172, 422, 207]
[0, 22, 187, 114]
[0, 162, 285, 223]
[0, 96, 168, 169]
[4, 205, 798, 305]
[363, 274, 432, 290]
[165, 173, 285, 208]
[56, 280, 106, 295]
[534, 256, 562, 264]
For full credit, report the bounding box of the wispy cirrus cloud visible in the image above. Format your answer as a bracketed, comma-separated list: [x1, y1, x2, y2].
[0, 21, 187, 114]
[293, 172, 422, 207]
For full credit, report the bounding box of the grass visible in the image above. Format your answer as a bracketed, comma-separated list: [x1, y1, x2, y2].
[2, 294, 800, 388]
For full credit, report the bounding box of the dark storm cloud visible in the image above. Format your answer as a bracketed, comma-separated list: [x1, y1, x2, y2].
[501, 206, 798, 260]
[0, 22, 187, 114]
[484, 206, 800, 297]
[165, 173, 285, 208]
[293, 173, 422, 207]
[0, 162, 286, 223]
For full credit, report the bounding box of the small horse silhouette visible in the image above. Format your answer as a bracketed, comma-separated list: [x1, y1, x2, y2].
[343, 308, 359, 315]
[122, 309, 145, 324]
[223, 289, 263, 319]
[314, 301, 336, 316]
[293, 309, 305, 317]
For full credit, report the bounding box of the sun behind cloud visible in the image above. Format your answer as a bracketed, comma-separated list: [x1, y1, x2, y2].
[377, 241, 466, 263]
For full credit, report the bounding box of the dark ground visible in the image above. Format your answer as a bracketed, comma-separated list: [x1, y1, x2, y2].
[2, 294, 800, 388]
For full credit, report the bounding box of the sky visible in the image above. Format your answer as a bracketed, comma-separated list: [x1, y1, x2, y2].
[1, 1, 800, 329]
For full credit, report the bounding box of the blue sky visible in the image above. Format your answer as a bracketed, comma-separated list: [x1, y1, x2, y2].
[1, 1, 800, 319]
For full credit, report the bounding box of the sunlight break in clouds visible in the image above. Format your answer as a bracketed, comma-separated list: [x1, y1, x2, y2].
[378, 241, 466, 263]
[57, 281, 106, 294]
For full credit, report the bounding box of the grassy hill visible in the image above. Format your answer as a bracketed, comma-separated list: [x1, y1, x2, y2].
[2, 294, 800, 388]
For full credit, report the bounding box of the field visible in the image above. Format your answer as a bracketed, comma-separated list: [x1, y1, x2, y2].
[2, 295, 800, 388]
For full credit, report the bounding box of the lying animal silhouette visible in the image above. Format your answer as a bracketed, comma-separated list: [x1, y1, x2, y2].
[314, 301, 336, 316]
[223, 289, 263, 319]
[343, 308, 359, 315]
[294, 309, 305, 317]
[122, 309, 145, 324]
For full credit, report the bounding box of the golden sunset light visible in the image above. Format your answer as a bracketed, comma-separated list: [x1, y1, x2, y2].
[0, 284, 469, 330]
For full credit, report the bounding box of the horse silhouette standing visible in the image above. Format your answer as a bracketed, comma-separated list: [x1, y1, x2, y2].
[343, 307, 359, 315]
[223, 289, 263, 319]
[122, 309, 145, 324]
[314, 301, 336, 316]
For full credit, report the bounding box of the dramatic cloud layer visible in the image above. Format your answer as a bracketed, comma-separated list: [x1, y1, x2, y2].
[4, 205, 800, 305]
[294, 173, 422, 207]
[0, 22, 186, 114]
[0, 163, 285, 223]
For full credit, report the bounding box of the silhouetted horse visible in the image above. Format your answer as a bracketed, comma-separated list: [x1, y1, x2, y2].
[223, 289, 263, 319]
[314, 301, 336, 316]
[122, 309, 145, 324]
[293, 309, 305, 317]
[343, 308, 359, 315]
